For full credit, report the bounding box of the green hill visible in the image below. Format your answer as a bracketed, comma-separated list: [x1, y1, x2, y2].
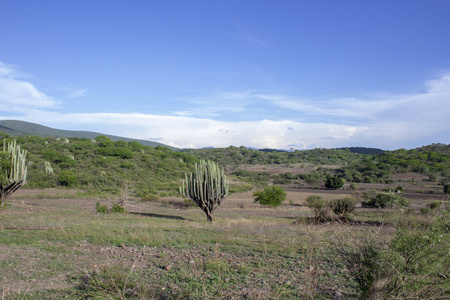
[0, 120, 177, 150]
[2, 134, 194, 197]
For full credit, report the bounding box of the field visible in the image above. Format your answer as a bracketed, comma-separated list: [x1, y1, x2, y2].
[1, 166, 448, 300]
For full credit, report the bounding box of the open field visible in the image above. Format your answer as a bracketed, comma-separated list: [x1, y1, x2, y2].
[1, 185, 448, 299]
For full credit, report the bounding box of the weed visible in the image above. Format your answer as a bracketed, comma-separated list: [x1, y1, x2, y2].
[95, 202, 108, 213]
[385, 212, 450, 298]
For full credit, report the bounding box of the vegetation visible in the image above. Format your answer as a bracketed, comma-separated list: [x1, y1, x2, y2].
[185, 146, 371, 166]
[444, 183, 450, 194]
[0, 134, 197, 197]
[337, 143, 450, 183]
[306, 195, 328, 221]
[329, 198, 356, 219]
[253, 185, 287, 207]
[362, 190, 409, 209]
[0, 130, 449, 298]
[0, 140, 28, 207]
[325, 175, 345, 189]
[180, 160, 228, 222]
[306, 196, 355, 221]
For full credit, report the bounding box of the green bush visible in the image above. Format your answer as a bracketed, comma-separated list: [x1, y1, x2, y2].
[349, 183, 358, 190]
[111, 203, 125, 213]
[96, 147, 133, 159]
[428, 201, 442, 210]
[306, 195, 329, 221]
[95, 202, 108, 213]
[253, 186, 287, 207]
[362, 191, 409, 209]
[58, 170, 78, 187]
[325, 176, 345, 189]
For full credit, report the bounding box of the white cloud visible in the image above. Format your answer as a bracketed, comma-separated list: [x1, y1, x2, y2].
[0, 62, 448, 150]
[0, 62, 24, 79]
[0, 62, 59, 112]
[65, 86, 87, 98]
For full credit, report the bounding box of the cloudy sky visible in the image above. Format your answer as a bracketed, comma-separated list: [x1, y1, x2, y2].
[1, 1, 449, 150]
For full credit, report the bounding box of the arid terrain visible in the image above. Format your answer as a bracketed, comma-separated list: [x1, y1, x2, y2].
[1, 165, 448, 299]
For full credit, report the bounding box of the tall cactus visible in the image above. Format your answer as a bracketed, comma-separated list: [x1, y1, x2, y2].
[180, 160, 228, 222]
[0, 140, 28, 207]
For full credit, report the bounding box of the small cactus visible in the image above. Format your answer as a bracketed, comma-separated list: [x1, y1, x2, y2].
[44, 161, 54, 174]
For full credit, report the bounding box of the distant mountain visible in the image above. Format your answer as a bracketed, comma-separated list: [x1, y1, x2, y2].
[0, 120, 178, 150]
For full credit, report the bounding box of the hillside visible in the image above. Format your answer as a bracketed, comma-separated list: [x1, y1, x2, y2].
[0, 120, 177, 150]
[184, 146, 371, 166]
[2, 135, 194, 197]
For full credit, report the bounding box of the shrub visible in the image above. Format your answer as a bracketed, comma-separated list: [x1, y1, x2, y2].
[428, 201, 442, 210]
[141, 194, 160, 202]
[395, 185, 404, 193]
[253, 186, 287, 207]
[420, 207, 431, 215]
[325, 176, 345, 189]
[58, 170, 78, 187]
[444, 183, 450, 194]
[349, 183, 358, 190]
[362, 191, 409, 209]
[111, 203, 125, 213]
[385, 213, 450, 298]
[96, 147, 133, 159]
[329, 198, 356, 219]
[95, 202, 108, 213]
[337, 239, 381, 299]
[306, 195, 329, 221]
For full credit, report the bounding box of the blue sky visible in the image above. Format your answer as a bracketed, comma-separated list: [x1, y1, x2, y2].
[1, 0, 449, 149]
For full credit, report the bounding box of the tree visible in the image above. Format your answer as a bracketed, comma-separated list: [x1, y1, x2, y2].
[253, 186, 287, 207]
[180, 160, 228, 222]
[0, 140, 28, 207]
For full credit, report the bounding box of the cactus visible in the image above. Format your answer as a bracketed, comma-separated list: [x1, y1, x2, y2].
[44, 161, 54, 174]
[0, 140, 28, 207]
[180, 160, 228, 222]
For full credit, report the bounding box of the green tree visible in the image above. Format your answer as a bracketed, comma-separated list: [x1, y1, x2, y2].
[253, 186, 287, 207]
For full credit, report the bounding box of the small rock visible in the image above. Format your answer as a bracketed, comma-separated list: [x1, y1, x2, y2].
[164, 265, 172, 270]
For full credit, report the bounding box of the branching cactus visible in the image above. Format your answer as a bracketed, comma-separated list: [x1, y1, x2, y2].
[0, 140, 28, 207]
[180, 160, 228, 222]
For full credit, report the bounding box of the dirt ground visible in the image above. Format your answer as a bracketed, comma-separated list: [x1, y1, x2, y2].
[1, 180, 447, 298]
